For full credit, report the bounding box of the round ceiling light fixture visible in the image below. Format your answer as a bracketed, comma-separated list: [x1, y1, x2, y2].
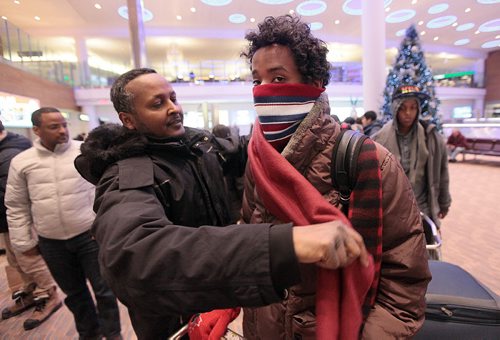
[385, 9, 416, 23]
[200, 0, 232, 6]
[478, 19, 500, 32]
[426, 15, 457, 28]
[309, 22, 323, 30]
[257, 0, 294, 4]
[117, 6, 153, 22]
[342, 0, 392, 16]
[428, 3, 449, 14]
[477, 0, 500, 4]
[454, 38, 470, 46]
[296, 1, 327, 16]
[228, 13, 246, 24]
[456, 23, 475, 31]
[481, 39, 500, 48]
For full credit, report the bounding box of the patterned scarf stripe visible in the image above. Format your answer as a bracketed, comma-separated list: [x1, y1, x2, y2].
[348, 138, 383, 311]
[254, 84, 324, 151]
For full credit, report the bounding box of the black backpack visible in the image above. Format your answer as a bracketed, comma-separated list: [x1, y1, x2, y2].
[331, 129, 368, 214]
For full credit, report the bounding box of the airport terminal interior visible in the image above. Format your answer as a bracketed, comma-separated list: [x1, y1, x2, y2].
[0, 0, 499, 338]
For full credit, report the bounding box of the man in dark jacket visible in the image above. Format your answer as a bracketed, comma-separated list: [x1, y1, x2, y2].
[74, 67, 370, 339]
[0, 120, 60, 327]
[361, 110, 383, 137]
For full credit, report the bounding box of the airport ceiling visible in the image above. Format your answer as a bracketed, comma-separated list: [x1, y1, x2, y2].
[0, 0, 499, 74]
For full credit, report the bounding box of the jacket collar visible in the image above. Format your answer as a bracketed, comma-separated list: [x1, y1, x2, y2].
[33, 138, 71, 154]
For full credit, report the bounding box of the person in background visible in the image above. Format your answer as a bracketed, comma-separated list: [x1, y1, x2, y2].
[73, 67, 369, 339]
[0, 120, 61, 329]
[186, 15, 430, 340]
[212, 124, 248, 223]
[361, 110, 383, 137]
[372, 85, 451, 228]
[5, 108, 122, 338]
[446, 128, 468, 162]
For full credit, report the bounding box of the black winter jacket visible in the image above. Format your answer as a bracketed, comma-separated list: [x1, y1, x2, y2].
[75, 124, 300, 339]
[0, 132, 32, 233]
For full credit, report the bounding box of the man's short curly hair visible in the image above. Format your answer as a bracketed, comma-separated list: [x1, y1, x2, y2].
[241, 15, 331, 87]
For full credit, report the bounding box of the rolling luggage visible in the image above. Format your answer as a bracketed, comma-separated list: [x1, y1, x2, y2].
[416, 260, 500, 340]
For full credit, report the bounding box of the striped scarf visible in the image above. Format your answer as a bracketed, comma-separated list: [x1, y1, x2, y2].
[253, 83, 325, 152]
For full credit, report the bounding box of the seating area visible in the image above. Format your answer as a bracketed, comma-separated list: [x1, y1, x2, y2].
[462, 138, 500, 159]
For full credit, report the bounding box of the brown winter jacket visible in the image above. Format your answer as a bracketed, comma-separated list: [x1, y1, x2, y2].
[241, 93, 431, 339]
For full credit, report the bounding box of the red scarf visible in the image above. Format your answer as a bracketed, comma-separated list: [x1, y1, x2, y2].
[248, 121, 376, 339]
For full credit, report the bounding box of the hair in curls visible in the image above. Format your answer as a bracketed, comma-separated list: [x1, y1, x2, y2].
[241, 15, 331, 88]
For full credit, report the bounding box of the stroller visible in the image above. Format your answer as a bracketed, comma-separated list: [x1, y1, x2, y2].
[421, 212, 442, 261]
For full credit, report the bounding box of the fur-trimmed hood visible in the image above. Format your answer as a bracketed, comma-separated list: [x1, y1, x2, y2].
[75, 124, 149, 185]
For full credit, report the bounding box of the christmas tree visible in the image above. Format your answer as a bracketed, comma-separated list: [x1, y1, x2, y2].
[380, 24, 441, 130]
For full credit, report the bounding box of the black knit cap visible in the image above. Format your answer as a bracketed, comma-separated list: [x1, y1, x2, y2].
[392, 85, 429, 102]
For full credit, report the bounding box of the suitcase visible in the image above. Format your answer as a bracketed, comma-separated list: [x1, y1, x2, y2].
[416, 260, 500, 340]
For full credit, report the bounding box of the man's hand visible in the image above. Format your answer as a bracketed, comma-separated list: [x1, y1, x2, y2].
[292, 221, 370, 270]
[188, 308, 241, 340]
[438, 209, 448, 219]
[23, 246, 40, 257]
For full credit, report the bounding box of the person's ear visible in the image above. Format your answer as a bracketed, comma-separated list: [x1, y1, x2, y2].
[32, 126, 40, 137]
[119, 112, 136, 130]
[311, 79, 323, 88]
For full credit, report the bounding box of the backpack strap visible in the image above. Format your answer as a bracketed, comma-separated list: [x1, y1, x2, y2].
[331, 129, 368, 214]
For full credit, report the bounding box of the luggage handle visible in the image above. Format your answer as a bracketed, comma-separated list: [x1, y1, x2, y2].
[421, 212, 442, 250]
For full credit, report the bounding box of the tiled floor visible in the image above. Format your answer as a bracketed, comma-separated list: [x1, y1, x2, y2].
[0, 154, 499, 339]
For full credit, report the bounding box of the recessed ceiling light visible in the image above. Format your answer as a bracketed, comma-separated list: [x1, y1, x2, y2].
[433, 36, 439, 41]
[257, 0, 293, 4]
[190, 7, 196, 13]
[176, 15, 182, 20]
[117, 6, 153, 22]
[1, 16, 7, 20]
[385, 7, 390, 12]
[456, 23, 475, 31]
[426, 15, 457, 28]
[334, 19, 340, 25]
[428, 3, 449, 14]
[478, 19, 500, 33]
[94, 3, 102, 9]
[412, 0, 417, 4]
[496, 35, 500, 39]
[454, 38, 470, 46]
[385, 9, 416, 23]
[14, 0, 20, 4]
[475, 30, 480, 34]
[418, 20, 424, 25]
[201, 0, 232, 6]
[465, 8, 471, 12]
[289, 9, 295, 14]
[228, 13, 246, 24]
[34, 16, 40, 21]
[481, 39, 500, 48]
[296, 0, 327, 16]
[309, 22, 323, 31]
[250, 17, 255, 22]
[421, 31, 426, 35]
[452, 22, 458, 27]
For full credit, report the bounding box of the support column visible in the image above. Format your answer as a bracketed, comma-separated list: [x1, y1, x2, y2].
[82, 105, 100, 130]
[127, 0, 147, 68]
[473, 58, 485, 88]
[361, 0, 386, 115]
[75, 37, 91, 87]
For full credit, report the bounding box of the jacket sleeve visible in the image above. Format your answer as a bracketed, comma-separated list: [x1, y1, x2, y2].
[436, 134, 451, 212]
[362, 147, 431, 339]
[92, 161, 294, 318]
[5, 157, 38, 252]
